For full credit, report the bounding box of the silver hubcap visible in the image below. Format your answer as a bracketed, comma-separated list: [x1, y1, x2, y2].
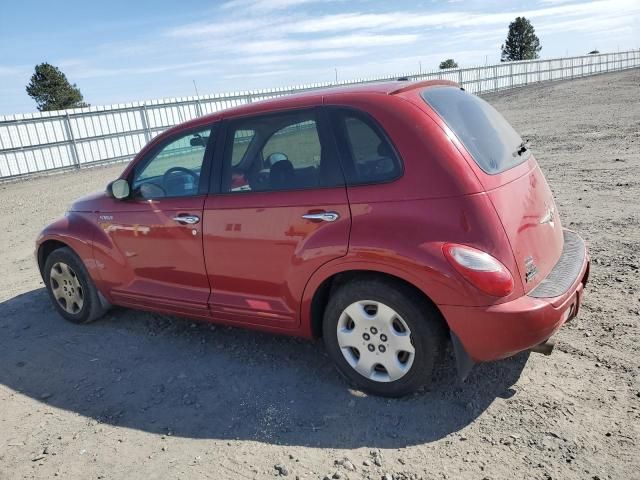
[337, 300, 415, 383]
[50, 262, 84, 314]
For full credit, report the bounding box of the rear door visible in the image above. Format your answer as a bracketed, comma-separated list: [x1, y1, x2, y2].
[202, 108, 350, 329]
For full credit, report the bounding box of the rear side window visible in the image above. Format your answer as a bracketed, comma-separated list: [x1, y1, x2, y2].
[421, 87, 527, 174]
[222, 109, 342, 193]
[331, 108, 402, 185]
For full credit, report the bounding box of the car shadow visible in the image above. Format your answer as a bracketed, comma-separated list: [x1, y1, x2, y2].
[0, 288, 529, 448]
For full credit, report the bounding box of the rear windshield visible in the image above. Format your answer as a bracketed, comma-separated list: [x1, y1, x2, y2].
[421, 87, 528, 174]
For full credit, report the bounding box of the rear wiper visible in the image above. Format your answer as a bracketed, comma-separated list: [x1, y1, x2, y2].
[514, 140, 530, 157]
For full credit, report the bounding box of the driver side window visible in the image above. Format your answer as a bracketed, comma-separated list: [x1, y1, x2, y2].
[132, 127, 212, 199]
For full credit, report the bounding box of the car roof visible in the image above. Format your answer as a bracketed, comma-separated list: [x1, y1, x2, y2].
[176, 79, 458, 131]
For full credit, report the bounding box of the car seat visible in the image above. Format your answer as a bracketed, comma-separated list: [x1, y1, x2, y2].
[270, 160, 295, 190]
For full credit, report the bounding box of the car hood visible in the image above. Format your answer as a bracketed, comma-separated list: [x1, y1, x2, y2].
[69, 191, 109, 212]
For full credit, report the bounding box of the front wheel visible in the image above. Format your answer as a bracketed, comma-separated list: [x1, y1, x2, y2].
[323, 278, 446, 397]
[44, 247, 108, 324]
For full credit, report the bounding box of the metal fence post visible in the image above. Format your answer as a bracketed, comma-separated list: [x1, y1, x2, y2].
[570, 58, 574, 79]
[140, 105, 151, 143]
[493, 65, 498, 91]
[538, 60, 542, 82]
[613, 52, 616, 71]
[194, 98, 203, 117]
[509, 63, 514, 88]
[63, 113, 81, 169]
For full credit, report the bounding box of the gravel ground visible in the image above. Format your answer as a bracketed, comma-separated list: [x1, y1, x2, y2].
[0, 69, 638, 480]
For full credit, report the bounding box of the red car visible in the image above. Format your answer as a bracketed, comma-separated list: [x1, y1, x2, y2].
[36, 80, 589, 397]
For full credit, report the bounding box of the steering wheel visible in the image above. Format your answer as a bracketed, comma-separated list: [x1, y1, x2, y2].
[163, 167, 199, 194]
[248, 169, 270, 191]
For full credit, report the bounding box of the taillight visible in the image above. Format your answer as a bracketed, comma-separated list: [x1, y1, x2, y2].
[443, 243, 514, 297]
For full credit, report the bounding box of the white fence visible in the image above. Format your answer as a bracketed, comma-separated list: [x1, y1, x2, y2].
[1, 50, 638, 180]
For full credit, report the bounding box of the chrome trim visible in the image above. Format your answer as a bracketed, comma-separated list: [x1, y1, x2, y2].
[539, 206, 555, 226]
[302, 211, 340, 222]
[172, 215, 200, 225]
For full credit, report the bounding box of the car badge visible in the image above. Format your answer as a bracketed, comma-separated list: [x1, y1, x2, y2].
[539, 206, 555, 227]
[524, 256, 538, 283]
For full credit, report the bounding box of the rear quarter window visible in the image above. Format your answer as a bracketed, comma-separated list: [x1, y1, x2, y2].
[330, 108, 402, 185]
[421, 87, 528, 174]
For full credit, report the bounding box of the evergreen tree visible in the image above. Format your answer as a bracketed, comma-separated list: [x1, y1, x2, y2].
[501, 17, 542, 62]
[439, 59, 459, 69]
[26, 63, 89, 111]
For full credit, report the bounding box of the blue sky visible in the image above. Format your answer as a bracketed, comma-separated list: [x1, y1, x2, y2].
[1, 0, 638, 115]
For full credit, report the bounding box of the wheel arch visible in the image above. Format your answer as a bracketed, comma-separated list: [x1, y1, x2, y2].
[37, 239, 70, 276]
[303, 263, 450, 339]
[36, 214, 99, 286]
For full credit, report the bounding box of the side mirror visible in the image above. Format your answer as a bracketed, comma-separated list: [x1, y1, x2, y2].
[107, 179, 131, 200]
[190, 135, 208, 147]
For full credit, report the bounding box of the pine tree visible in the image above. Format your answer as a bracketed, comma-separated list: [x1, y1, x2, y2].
[26, 63, 89, 111]
[439, 59, 459, 69]
[501, 17, 542, 62]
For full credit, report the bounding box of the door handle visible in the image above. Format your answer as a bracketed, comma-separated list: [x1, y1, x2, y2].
[173, 214, 200, 225]
[302, 211, 340, 222]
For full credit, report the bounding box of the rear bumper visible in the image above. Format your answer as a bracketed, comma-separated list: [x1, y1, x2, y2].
[440, 230, 589, 362]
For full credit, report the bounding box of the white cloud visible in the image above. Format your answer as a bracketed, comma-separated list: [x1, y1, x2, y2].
[234, 49, 362, 65]
[164, 0, 640, 61]
[220, 0, 329, 12]
[233, 33, 420, 54]
[537, 14, 632, 35]
[288, 12, 470, 34]
[280, 0, 640, 32]
[167, 19, 266, 38]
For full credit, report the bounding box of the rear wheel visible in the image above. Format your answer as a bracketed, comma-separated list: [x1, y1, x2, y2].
[44, 247, 108, 324]
[323, 278, 445, 397]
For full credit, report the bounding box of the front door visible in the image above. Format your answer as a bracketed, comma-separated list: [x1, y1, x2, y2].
[99, 126, 215, 318]
[203, 109, 350, 329]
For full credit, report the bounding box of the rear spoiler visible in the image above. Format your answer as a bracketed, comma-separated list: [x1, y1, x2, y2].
[389, 79, 460, 96]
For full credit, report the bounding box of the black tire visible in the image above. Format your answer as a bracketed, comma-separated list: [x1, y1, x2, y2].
[323, 277, 446, 397]
[43, 247, 108, 324]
